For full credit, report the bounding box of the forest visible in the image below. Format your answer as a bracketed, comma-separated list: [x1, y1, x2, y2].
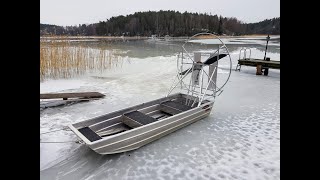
[40, 10, 280, 36]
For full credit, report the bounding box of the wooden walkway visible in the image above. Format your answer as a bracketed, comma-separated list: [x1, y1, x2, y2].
[237, 58, 280, 69]
[236, 58, 280, 75]
[40, 92, 105, 100]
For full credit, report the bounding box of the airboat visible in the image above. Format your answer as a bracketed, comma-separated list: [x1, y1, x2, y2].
[68, 33, 232, 155]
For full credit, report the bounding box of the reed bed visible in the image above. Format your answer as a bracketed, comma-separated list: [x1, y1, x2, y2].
[40, 40, 124, 81]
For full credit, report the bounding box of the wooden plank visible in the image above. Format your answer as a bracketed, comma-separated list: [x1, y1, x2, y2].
[40, 98, 99, 110]
[40, 92, 105, 99]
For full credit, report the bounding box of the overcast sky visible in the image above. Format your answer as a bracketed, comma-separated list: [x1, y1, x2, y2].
[40, 0, 280, 26]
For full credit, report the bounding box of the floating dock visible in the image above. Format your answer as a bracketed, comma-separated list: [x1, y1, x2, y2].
[236, 58, 280, 75]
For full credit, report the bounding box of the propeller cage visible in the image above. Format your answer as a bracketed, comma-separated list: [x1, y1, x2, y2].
[166, 33, 232, 107]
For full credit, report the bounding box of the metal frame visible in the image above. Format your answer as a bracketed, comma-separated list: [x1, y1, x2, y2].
[239, 47, 251, 60]
[166, 33, 232, 107]
[236, 47, 252, 71]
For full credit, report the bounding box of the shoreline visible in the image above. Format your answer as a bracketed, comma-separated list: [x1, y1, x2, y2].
[40, 34, 279, 39]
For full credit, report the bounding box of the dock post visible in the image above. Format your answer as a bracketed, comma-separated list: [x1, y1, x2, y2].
[264, 57, 270, 76]
[264, 35, 270, 60]
[256, 65, 262, 75]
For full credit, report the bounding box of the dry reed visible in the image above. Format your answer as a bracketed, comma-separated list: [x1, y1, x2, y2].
[40, 39, 123, 81]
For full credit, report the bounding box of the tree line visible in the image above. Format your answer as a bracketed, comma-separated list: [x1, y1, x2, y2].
[40, 10, 280, 36]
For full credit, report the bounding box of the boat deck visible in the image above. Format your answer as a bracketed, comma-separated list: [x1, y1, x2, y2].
[162, 101, 193, 111]
[123, 111, 158, 128]
[160, 101, 193, 115]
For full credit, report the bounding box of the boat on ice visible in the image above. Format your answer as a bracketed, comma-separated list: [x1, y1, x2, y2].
[68, 33, 232, 155]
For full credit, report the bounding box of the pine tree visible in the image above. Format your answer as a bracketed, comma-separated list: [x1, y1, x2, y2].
[218, 16, 223, 35]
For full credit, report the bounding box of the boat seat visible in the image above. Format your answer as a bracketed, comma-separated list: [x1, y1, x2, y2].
[122, 111, 158, 128]
[78, 127, 102, 142]
[160, 101, 192, 115]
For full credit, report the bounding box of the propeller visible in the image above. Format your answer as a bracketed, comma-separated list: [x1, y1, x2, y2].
[179, 53, 227, 75]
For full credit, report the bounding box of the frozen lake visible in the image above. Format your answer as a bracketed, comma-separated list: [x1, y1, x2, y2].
[40, 36, 280, 180]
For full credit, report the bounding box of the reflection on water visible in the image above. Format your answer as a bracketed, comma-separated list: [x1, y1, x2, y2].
[76, 38, 280, 58]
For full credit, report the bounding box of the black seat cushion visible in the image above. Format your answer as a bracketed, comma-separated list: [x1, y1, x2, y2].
[78, 127, 102, 142]
[122, 111, 157, 128]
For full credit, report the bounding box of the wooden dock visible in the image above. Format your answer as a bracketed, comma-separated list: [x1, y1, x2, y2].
[40, 92, 105, 100]
[236, 58, 280, 75]
[40, 92, 105, 110]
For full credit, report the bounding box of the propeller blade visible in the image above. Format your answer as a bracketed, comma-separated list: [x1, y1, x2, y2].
[179, 62, 203, 76]
[203, 54, 227, 65]
[179, 68, 191, 75]
[179, 53, 226, 76]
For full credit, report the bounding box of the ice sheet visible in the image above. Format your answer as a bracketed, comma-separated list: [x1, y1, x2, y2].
[40, 37, 280, 179]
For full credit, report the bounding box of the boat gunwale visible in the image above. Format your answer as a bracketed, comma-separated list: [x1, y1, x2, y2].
[97, 111, 211, 154]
